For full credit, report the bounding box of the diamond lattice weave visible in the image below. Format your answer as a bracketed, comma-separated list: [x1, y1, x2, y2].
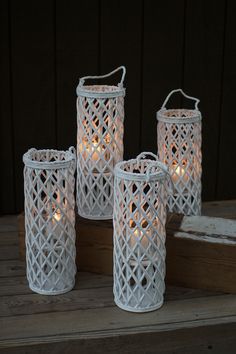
[157, 108, 202, 215]
[23, 148, 77, 295]
[76, 84, 125, 220]
[113, 153, 169, 312]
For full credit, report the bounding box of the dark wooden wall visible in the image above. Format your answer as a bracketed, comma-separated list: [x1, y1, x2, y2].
[1, 0, 235, 214]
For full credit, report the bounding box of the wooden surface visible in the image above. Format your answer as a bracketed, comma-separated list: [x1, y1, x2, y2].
[1, 201, 236, 353]
[166, 213, 236, 293]
[18, 200, 236, 294]
[1, 0, 236, 215]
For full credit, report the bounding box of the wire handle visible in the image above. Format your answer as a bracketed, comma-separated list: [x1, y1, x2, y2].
[161, 89, 200, 110]
[78, 66, 126, 88]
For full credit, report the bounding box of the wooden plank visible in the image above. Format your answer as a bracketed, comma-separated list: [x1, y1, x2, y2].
[166, 214, 236, 292]
[0, 287, 114, 317]
[0, 215, 17, 232]
[0, 232, 18, 246]
[202, 200, 236, 219]
[100, 0, 143, 159]
[2, 322, 236, 354]
[0, 281, 221, 317]
[0, 245, 18, 261]
[0, 272, 113, 296]
[0, 294, 235, 344]
[0, 0, 15, 214]
[217, 0, 236, 200]
[141, 0, 185, 153]
[56, 0, 100, 149]
[0, 230, 18, 261]
[76, 217, 113, 274]
[0, 260, 25, 277]
[183, 0, 225, 201]
[10, 0, 56, 212]
[18, 210, 236, 293]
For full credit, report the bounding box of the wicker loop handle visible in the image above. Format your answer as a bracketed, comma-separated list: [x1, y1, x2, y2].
[161, 89, 200, 110]
[136, 152, 159, 162]
[69, 146, 76, 158]
[136, 152, 173, 189]
[145, 162, 173, 191]
[79, 66, 126, 88]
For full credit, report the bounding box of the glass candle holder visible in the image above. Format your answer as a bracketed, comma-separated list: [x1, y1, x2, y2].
[76, 66, 126, 220]
[113, 152, 170, 312]
[23, 147, 76, 295]
[157, 89, 202, 215]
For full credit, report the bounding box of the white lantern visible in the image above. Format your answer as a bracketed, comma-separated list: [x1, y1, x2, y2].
[23, 147, 77, 295]
[76, 66, 126, 220]
[157, 89, 202, 215]
[113, 152, 170, 312]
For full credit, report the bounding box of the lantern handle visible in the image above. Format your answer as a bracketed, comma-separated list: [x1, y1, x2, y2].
[161, 89, 200, 110]
[146, 161, 174, 193]
[78, 66, 126, 88]
[136, 152, 159, 161]
[68, 146, 76, 160]
[136, 152, 174, 190]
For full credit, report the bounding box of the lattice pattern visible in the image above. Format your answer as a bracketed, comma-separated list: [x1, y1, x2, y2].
[23, 148, 77, 295]
[76, 67, 125, 220]
[157, 89, 202, 215]
[113, 153, 169, 312]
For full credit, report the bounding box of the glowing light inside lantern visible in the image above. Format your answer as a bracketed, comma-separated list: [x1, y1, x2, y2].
[171, 160, 188, 183]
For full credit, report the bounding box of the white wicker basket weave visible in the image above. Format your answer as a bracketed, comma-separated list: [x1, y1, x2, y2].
[23, 147, 77, 295]
[76, 66, 126, 220]
[157, 89, 202, 216]
[113, 152, 170, 313]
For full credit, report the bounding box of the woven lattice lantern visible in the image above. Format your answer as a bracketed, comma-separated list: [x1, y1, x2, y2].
[76, 66, 126, 220]
[113, 152, 170, 313]
[157, 89, 202, 215]
[23, 147, 77, 295]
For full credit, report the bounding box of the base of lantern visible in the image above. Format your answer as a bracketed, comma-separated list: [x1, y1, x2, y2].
[114, 298, 164, 313]
[28, 281, 75, 295]
[77, 206, 113, 220]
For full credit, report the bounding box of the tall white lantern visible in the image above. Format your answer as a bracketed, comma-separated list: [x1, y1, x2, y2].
[157, 89, 202, 215]
[76, 66, 126, 220]
[23, 147, 77, 295]
[113, 152, 170, 312]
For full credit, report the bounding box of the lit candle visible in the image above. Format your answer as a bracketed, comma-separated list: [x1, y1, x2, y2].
[129, 220, 150, 259]
[171, 160, 188, 184]
[54, 208, 61, 222]
[79, 136, 110, 169]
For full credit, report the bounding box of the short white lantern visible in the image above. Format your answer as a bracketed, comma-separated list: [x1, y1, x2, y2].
[23, 147, 77, 295]
[157, 89, 202, 215]
[76, 66, 126, 220]
[113, 152, 170, 312]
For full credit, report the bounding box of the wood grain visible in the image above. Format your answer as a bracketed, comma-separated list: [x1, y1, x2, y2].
[2, 323, 236, 354]
[0, 294, 236, 343]
[1, 211, 236, 353]
[17, 205, 236, 293]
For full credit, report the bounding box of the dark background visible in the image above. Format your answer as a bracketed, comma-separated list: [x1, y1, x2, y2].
[1, 0, 236, 215]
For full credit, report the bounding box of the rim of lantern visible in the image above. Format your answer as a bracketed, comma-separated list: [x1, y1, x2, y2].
[156, 108, 201, 124]
[114, 158, 168, 182]
[76, 84, 126, 98]
[23, 148, 76, 170]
